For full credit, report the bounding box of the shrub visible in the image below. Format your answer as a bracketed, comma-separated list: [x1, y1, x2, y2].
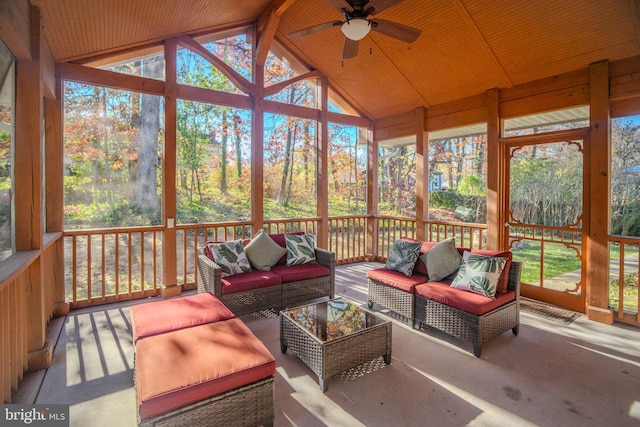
[429, 190, 461, 209]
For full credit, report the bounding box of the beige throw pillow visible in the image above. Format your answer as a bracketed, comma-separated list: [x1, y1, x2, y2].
[245, 230, 287, 271]
[420, 237, 463, 281]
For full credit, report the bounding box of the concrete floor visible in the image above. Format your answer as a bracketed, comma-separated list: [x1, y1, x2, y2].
[13, 262, 640, 427]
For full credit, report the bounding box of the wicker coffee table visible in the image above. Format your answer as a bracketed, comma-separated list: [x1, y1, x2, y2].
[280, 298, 392, 392]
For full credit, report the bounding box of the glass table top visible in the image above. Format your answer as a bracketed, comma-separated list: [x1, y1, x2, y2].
[281, 298, 387, 343]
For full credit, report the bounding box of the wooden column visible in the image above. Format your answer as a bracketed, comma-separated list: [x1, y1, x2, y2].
[486, 88, 501, 250]
[366, 132, 378, 260]
[586, 60, 613, 323]
[252, 58, 265, 234]
[161, 38, 180, 298]
[316, 77, 329, 248]
[14, 5, 52, 371]
[415, 107, 427, 240]
[44, 65, 68, 316]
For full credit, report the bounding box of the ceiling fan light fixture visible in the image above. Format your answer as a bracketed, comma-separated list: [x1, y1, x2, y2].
[341, 18, 370, 41]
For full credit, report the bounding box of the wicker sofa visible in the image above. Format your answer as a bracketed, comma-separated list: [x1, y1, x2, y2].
[197, 232, 335, 316]
[367, 238, 521, 357]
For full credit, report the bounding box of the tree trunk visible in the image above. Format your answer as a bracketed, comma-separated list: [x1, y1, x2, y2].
[133, 56, 162, 213]
[221, 109, 228, 194]
[234, 114, 242, 178]
[278, 123, 293, 206]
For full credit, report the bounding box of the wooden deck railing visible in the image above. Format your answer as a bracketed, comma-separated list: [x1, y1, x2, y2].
[375, 216, 487, 261]
[609, 236, 640, 326]
[62, 216, 488, 308]
[328, 215, 368, 264]
[63, 226, 163, 308]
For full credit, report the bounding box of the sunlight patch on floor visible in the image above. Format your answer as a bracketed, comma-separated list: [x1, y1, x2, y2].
[276, 366, 365, 427]
[404, 363, 538, 427]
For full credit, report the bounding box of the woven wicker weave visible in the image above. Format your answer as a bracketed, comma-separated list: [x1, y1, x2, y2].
[367, 278, 414, 322]
[414, 261, 522, 357]
[137, 376, 274, 427]
[280, 299, 392, 392]
[197, 248, 335, 316]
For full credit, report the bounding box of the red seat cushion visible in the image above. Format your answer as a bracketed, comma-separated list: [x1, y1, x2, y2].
[136, 318, 276, 420]
[130, 293, 235, 342]
[270, 263, 331, 283]
[415, 281, 515, 316]
[366, 268, 428, 294]
[221, 270, 281, 294]
[468, 249, 513, 293]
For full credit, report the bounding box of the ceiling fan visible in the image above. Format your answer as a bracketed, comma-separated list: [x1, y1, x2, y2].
[288, 0, 421, 60]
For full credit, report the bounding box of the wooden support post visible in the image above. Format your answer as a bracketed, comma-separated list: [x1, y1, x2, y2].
[316, 77, 329, 249]
[45, 66, 68, 316]
[14, 5, 52, 371]
[252, 53, 265, 234]
[486, 88, 501, 250]
[415, 107, 427, 240]
[366, 133, 378, 260]
[161, 38, 180, 298]
[586, 60, 613, 323]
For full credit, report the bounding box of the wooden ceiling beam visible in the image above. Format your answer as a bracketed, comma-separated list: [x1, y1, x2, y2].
[263, 69, 322, 97]
[176, 35, 255, 94]
[256, 0, 297, 67]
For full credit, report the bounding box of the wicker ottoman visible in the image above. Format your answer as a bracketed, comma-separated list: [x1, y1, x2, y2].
[135, 318, 276, 426]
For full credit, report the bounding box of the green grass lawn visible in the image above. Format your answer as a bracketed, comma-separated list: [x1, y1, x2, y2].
[511, 240, 638, 313]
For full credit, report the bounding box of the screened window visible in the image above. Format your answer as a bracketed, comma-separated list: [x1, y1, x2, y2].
[328, 124, 367, 215]
[611, 115, 640, 237]
[378, 144, 415, 217]
[263, 113, 317, 219]
[265, 49, 318, 108]
[89, 51, 165, 81]
[428, 125, 488, 224]
[0, 39, 14, 262]
[176, 100, 252, 223]
[63, 82, 164, 229]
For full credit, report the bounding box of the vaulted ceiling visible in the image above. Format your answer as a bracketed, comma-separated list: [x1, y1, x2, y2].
[32, 0, 640, 120]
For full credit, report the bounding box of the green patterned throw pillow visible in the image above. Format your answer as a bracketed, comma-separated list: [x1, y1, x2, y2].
[285, 234, 316, 266]
[451, 251, 507, 299]
[385, 240, 422, 276]
[206, 240, 252, 276]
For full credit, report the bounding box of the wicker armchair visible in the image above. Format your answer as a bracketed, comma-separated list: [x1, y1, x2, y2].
[414, 261, 522, 357]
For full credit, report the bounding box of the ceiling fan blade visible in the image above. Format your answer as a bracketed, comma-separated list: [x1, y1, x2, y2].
[366, 0, 404, 15]
[324, 0, 354, 13]
[288, 21, 342, 39]
[342, 37, 359, 59]
[371, 18, 421, 43]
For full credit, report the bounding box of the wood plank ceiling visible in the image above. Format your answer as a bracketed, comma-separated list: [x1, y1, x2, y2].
[32, 0, 640, 120]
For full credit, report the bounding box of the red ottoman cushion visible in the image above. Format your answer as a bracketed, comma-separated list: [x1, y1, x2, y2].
[130, 293, 234, 342]
[136, 318, 276, 420]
